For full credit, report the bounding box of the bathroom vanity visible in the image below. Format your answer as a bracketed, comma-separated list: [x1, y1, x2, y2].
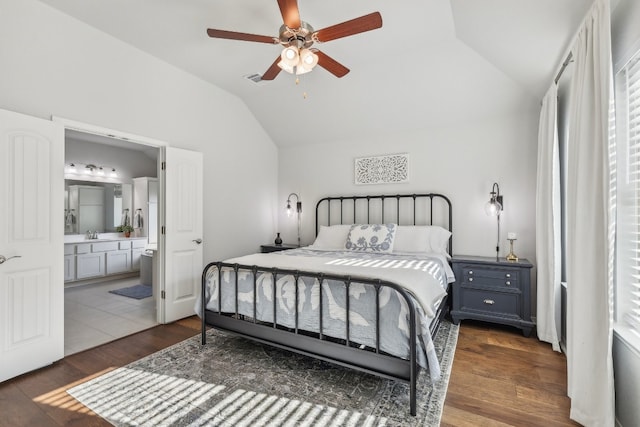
[64, 235, 147, 284]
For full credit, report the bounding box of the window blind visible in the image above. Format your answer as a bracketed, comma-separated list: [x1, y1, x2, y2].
[618, 52, 640, 337]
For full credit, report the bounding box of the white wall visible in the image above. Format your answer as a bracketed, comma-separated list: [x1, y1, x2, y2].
[0, 0, 278, 261]
[278, 111, 539, 263]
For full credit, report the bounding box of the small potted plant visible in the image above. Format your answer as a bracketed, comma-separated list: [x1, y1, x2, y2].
[117, 224, 134, 237]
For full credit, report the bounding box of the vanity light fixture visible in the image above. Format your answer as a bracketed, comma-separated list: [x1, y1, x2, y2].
[286, 193, 302, 247]
[64, 162, 118, 179]
[485, 182, 503, 260]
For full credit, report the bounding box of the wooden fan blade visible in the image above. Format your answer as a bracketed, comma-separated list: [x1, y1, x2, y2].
[314, 12, 383, 43]
[278, 0, 301, 29]
[207, 29, 277, 44]
[315, 50, 350, 78]
[261, 56, 283, 80]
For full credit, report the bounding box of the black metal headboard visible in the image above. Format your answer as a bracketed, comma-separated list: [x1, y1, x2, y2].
[315, 193, 453, 257]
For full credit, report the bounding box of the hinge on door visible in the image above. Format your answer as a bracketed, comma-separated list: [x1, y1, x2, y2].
[161, 290, 166, 299]
[161, 226, 165, 234]
[161, 161, 166, 170]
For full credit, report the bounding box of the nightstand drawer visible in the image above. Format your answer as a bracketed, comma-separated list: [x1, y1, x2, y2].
[461, 267, 519, 290]
[459, 288, 519, 317]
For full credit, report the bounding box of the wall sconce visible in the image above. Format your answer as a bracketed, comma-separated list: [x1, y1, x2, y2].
[286, 193, 302, 247]
[485, 182, 503, 260]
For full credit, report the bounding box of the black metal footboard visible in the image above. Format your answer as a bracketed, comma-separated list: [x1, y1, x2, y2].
[201, 261, 426, 416]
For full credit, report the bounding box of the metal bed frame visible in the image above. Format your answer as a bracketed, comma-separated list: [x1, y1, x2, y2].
[201, 193, 452, 416]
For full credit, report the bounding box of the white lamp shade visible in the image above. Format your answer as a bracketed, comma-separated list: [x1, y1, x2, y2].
[295, 65, 313, 75]
[277, 60, 295, 74]
[280, 46, 299, 67]
[296, 49, 318, 75]
[484, 199, 502, 216]
[299, 49, 318, 68]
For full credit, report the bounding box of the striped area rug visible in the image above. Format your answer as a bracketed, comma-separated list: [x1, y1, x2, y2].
[67, 320, 459, 426]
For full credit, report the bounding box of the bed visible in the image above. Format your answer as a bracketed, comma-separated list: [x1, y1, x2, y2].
[198, 193, 454, 416]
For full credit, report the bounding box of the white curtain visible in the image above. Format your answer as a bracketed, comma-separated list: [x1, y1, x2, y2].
[536, 84, 562, 353]
[565, 0, 615, 425]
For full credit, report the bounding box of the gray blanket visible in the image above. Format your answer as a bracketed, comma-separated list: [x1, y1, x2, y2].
[197, 249, 452, 380]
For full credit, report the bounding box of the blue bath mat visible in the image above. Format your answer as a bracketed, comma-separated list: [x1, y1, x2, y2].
[109, 284, 152, 300]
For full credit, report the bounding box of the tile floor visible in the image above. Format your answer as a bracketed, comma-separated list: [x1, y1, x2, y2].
[64, 276, 158, 356]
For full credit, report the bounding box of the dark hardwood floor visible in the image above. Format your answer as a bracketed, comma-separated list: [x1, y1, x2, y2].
[441, 321, 579, 426]
[0, 317, 577, 426]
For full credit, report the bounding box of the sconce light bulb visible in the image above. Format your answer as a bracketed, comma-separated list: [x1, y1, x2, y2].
[484, 199, 502, 216]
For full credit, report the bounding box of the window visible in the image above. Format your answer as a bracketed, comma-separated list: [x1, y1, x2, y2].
[616, 50, 640, 342]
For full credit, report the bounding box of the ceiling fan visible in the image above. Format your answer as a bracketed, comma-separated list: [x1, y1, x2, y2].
[206, 0, 382, 80]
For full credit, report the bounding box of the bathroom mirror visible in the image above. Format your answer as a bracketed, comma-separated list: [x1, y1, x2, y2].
[65, 180, 132, 235]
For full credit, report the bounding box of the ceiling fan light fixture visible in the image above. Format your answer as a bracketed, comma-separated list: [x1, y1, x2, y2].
[280, 46, 299, 67]
[299, 48, 318, 68]
[277, 59, 295, 74]
[295, 65, 313, 75]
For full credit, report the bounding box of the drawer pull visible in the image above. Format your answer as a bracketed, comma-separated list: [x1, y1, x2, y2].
[483, 299, 495, 305]
[506, 281, 511, 286]
[468, 277, 474, 282]
[469, 270, 473, 275]
[506, 273, 511, 278]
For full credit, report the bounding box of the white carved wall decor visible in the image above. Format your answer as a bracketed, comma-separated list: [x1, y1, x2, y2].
[354, 153, 409, 185]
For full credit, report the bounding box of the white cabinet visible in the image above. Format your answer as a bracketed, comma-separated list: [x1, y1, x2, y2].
[64, 244, 75, 281]
[131, 239, 146, 270]
[64, 238, 145, 283]
[131, 248, 144, 270]
[76, 252, 105, 279]
[64, 255, 75, 281]
[106, 250, 131, 275]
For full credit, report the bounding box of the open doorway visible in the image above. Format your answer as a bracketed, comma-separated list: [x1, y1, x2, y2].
[63, 129, 160, 356]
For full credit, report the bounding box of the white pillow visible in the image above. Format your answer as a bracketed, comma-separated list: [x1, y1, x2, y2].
[393, 225, 451, 256]
[344, 224, 397, 253]
[309, 224, 351, 250]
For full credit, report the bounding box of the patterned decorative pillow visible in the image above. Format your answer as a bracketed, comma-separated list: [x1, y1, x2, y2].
[345, 224, 397, 252]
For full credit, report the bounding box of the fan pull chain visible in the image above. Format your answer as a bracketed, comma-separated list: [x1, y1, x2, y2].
[295, 76, 308, 99]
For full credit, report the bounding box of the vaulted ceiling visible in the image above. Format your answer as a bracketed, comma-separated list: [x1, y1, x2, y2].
[38, 0, 594, 147]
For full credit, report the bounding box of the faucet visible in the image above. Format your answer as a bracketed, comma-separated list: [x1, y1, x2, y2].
[86, 230, 98, 240]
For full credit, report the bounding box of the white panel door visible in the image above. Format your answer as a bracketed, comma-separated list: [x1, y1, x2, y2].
[161, 147, 203, 323]
[0, 109, 64, 382]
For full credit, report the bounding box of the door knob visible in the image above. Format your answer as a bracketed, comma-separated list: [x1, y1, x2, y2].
[0, 255, 22, 265]
[192, 238, 203, 244]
